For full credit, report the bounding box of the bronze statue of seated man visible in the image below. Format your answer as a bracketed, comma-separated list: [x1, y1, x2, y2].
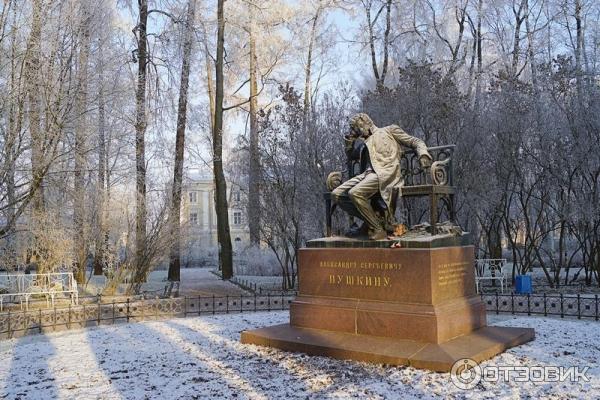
[330, 113, 432, 240]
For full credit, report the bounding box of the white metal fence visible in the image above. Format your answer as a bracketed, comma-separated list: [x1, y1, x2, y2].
[0, 272, 78, 311]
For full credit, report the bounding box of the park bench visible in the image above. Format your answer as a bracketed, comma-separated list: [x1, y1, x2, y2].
[0, 272, 79, 311]
[474, 259, 507, 293]
[324, 144, 457, 236]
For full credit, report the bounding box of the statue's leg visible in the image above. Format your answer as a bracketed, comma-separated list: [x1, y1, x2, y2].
[331, 173, 365, 219]
[347, 172, 385, 239]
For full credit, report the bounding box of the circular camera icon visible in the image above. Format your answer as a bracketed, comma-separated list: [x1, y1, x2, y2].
[450, 358, 482, 390]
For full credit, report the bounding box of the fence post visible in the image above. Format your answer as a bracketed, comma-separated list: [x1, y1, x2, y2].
[240, 295, 243, 313]
[126, 298, 130, 323]
[53, 305, 57, 331]
[7, 309, 11, 339]
[212, 295, 215, 315]
[268, 293, 271, 311]
[577, 294, 581, 320]
[495, 292, 499, 315]
[226, 295, 229, 314]
[595, 295, 598, 321]
[560, 293, 564, 318]
[511, 292, 514, 315]
[281, 292, 284, 310]
[254, 292, 257, 312]
[68, 303, 72, 329]
[543, 293, 547, 317]
[112, 300, 115, 324]
[527, 294, 531, 316]
[97, 300, 101, 326]
[39, 308, 42, 334]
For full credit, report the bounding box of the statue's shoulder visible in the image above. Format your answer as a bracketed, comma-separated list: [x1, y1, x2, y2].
[379, 124, 404, 136]
[381, 124, 402, 132]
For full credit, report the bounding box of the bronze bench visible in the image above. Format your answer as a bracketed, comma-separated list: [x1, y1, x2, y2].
[324, 144, 456, 236]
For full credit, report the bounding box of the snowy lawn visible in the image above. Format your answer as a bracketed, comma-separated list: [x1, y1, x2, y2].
[1, 312, 599, 399]
[83, 268, 248, 298]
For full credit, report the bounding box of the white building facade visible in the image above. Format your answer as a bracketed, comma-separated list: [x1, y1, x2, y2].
[180, 172, 249, 266]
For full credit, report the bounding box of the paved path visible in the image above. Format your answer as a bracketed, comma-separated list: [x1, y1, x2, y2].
[83, 268, 247, 298]
[175, 268, 247, 297]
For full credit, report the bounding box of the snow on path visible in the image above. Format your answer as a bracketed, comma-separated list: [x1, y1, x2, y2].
[0, 312, 599, 399]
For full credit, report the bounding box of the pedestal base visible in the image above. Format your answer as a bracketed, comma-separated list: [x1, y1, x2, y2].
[241, 324, 535, 372]
[241, 239, 534, 371]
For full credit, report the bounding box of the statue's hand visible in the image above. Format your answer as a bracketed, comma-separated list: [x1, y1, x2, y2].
[419, 155, 432, 169]
[344, 132, 358, 155]
[326, 171, 343, 191]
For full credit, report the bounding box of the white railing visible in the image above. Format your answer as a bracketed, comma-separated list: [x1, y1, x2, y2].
[475, 259, 507, 294]
[0, 272, 79, 311]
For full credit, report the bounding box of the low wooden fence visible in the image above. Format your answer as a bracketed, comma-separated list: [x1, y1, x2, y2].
[0, 293, 295, 340]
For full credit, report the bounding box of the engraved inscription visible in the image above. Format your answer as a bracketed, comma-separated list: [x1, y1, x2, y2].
[319, 260, 402, 270]
[328, 274, 391, 287]
[438, 262, 468, 286]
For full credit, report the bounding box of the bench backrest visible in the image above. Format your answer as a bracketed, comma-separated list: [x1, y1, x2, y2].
[0, 272, 77, 295]
[348, 144, 455, 187]
[475, 259, 506, 278]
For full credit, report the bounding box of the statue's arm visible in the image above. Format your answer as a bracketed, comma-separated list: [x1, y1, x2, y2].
[389, 125, 432, 162]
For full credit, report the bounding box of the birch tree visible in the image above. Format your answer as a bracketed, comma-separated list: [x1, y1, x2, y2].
[168, 0, 197, 283]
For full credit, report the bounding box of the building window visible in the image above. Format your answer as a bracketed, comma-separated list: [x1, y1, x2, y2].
[190, 213, 198, 225]
[233, 211, 242, 225]
[189, 192, 198, 203]
[234, 191, 241, 202]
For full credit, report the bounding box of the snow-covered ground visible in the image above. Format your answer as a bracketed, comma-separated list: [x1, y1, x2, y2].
[83, 268, 248, 298]
[1, 312, 599, 399]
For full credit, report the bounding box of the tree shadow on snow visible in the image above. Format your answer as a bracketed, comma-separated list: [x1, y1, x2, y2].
[84, 319, 269, 399]
[1, 334, 60, 399]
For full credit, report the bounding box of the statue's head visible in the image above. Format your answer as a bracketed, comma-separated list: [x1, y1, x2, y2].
[349, 113, 375, 138]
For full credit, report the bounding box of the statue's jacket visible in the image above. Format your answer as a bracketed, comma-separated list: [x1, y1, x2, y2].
[364, 125, 430, 209]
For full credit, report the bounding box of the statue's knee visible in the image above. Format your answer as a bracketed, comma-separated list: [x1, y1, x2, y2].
[331, 188, 340, 201]
[331, 188, 345, 204]
[348, 188, 360, 202]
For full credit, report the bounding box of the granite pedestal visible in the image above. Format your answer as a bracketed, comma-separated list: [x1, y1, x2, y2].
[241, 234, 534, 372]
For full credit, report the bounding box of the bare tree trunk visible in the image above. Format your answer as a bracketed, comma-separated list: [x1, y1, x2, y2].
[213, 0, 233, 279]
[365, 0, 392, 91]
[94, 32, 108, 276]
[524, 0, 538, 90]
[135, 0, 148, 274]
[202, 21, 215, 131]
[248, 3, 260, 245]
[74, 1, 91, 283]
[5, 1, 22, 268]
[25, 0, 44, 215]
[574, 0, 584, 101]
[380, 0, 391, 87]
[510, 0, 527, 79]
[474, 0, 483, 110]
[303, 6, 321, 126]
[168, 0, 196, 282]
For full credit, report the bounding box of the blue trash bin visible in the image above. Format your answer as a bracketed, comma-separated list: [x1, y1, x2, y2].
[515, 275, 532, 294]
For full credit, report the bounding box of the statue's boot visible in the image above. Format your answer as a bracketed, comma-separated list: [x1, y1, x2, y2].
[345, 222, 368, 237]
[368, 229, 387, 240]
[383, 209, 398, 234]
